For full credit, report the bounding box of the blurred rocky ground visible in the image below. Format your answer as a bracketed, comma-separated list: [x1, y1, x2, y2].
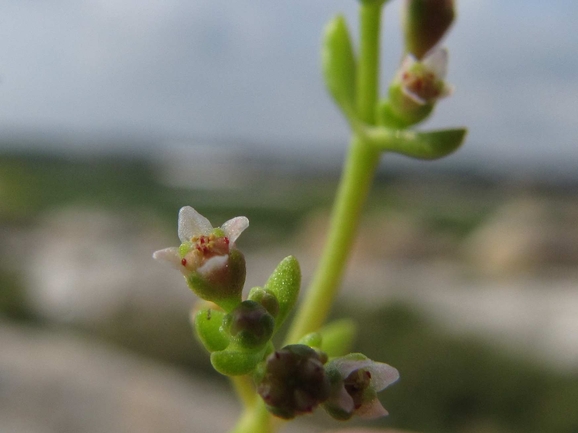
[1, 153, 578, 432]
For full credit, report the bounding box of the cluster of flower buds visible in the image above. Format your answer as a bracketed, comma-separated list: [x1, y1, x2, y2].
[154, 207, 301, 375]
[255, 344, 399, 421]
[256, 345, 331, 419]
[154, 207, 399, 421]
[379, 0, 456, 128]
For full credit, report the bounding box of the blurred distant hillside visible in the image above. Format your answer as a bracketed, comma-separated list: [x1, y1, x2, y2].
[1, 146, 578, 433]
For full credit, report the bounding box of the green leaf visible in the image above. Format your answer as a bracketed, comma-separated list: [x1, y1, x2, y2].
[264, 256, 301, 332]
[318, 319, 358, 357]
[364, 126, 467, 160]
[322, 14, 357, 118]
[193, 307, 229, 352]
[298, 332, 323, 349]
[210, 347, 264, 376]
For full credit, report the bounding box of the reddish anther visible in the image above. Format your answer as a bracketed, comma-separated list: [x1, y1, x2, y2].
[181, 258, 187, 266]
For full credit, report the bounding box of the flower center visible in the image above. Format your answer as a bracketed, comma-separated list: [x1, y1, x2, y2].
[402, 68, 442, 102]
[181, 234, 230, 270]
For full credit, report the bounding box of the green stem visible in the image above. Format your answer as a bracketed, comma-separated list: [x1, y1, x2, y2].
[357, 1, 383, 124]
[230, 375, 257, 409]
[230, 400, 274, 433]
[285, 2, 383, 344]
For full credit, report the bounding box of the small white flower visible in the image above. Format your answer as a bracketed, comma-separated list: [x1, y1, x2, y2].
[325, 354, 399, 420]
[153, 206, 249, 276]
[398, 47, 452, 104]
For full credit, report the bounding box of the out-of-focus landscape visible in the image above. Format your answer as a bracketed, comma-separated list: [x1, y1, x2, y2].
[1, 143, 578, 433]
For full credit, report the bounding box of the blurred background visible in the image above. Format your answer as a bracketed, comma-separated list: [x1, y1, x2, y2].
[1, 1, 577, 432]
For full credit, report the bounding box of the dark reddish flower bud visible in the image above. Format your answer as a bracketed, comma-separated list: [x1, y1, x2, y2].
[257, 344, 331, 419]
[222, 300, 274, 349]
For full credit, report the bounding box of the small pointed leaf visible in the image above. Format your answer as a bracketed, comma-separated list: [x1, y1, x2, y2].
[298, 332, 323, 349]
[210, 345, 265, 376]
[193, 307, 229, 352]
[264, 256, 301, 332]
[365, 126, 467, 160]
[322, 14, 357, 118]
[319, 319, 358, 357]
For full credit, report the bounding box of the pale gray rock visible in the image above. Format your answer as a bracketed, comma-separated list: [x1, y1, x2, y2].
[0, 323, 238, 433]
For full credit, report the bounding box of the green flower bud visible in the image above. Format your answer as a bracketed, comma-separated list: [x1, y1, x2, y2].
[379, 48, 451, 128]
[248, 287, 280, 318]
[222, 300, 275, 350]
[257, 344, 331, 419]
[403, 0, 455, 59]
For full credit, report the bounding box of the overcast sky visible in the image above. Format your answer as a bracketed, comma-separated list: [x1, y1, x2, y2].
[0, 0, 576, 172]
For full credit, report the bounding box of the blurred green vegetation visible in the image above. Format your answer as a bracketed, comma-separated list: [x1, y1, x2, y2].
[332, 301, 578, 433]
[1, 152, 577, 433]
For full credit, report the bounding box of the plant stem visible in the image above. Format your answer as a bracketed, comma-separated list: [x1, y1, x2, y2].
[231, 375, 257, 409]
[357, 1, 383, 124]
[285, 2, 383, 344]
[230, 400, 274, 433]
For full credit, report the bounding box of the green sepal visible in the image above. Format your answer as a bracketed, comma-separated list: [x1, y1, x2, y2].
[193, 307, 229, 352]
[210, 342, 273, 376]
[322, 14, 357, 119]
[318, 319, 358, 357]
[298, 332, 322, 349]
[378, 96, 434, 129]
[263, 256, 301, 332]
[362, 125, 467, 160]
[185, 249, 246, 312]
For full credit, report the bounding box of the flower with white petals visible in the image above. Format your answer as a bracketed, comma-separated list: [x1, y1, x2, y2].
[398, 47, 452, 105]
[323, 353, 399, 420]
[153, 206, 248, 276]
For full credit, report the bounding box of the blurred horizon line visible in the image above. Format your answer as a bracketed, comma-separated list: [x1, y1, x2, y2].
[1, 125, 577, 185]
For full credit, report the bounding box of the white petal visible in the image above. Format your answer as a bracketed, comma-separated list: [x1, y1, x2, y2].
[367, 362, 400, 391]
[423, 47, 448, 79]
[152, 247, 182, 270]
[333, 357, 399, 392]
[197, 255, 228, 276]
[333, 358, 375, 380]
[178, 206, 213, 243]
[221, 216, 249, 244]
[401, 85, 427, 105]
[334, 385, 355, 414]
[401, 53, 418, 72]
[356, 398, 388, 419]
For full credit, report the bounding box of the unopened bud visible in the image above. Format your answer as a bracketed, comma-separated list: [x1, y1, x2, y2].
[257, 344, 331, 419]
[222, 300, 274, 350]
[403, 0, 455, 59]
[248, 287, 280, 318]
